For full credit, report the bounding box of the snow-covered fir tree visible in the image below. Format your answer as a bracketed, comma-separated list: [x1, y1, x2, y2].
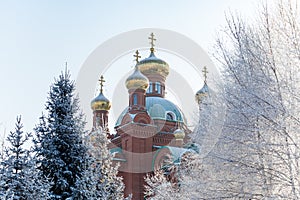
[34, 70, 89, 199]
[82, 128, 126, 200]
[0, 116, 50, 200]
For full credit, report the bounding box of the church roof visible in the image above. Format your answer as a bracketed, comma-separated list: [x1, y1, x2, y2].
[110, 147, 127, 162]
[138, 52, 168, 65]
[115, 96, 186, 127]
[137, 52, 169, 77]
[152, 146, 196, 170]
[110, 145, 196, 170]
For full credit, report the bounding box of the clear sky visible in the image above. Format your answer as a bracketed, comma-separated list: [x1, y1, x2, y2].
[0, 0, 263, 141]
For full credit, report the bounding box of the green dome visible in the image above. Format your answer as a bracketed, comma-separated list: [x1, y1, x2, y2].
[115, 97, 186, 127]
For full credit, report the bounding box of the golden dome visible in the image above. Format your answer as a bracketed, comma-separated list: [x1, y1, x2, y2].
[91, 75, 111, 111]
[137, 52, 169, 77]
[174, 129, 185, 140]
[138, 33, 169, 77]
[125, 65, 149, 91]
[91, 93, 111, 111]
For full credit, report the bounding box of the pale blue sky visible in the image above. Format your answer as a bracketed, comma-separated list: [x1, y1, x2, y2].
[0, 0, 263, 139]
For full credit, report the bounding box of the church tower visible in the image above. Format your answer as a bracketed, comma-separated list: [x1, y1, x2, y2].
[117, 51, 157, 200]
[137, 33, 169, 98]
[126, 50, 149, 114]
[194, 66, 212, 146]
[91, 75, 111, 133]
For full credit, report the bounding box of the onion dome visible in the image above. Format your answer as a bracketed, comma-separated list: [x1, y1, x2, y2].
[125, 50, 149, 91]
[195, 82, 209, 103]
[125, 66, 149, 90]
[173, 129, 185, 140]
[137, 32, 169, 78]
[91, 75, 111, 111]
[137, 52, 169, 78]
[195, 66, 210, 103]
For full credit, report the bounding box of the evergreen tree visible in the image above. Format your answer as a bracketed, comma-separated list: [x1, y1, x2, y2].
[0, 116, 50, 199]
[82, 128, 125, 200]
[34, 70, 88, 199]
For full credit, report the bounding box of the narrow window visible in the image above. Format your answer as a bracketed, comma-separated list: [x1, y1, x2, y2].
[133, 94, 138, 105]
[148, 82, 153, 93]
[125, 139, 128, 150]
[156, 82, 161, 94]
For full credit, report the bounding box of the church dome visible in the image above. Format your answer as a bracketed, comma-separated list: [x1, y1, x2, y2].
[173, 129, 185, 140]
[91, 75, 111, 111]
[125, 66, 149, 91]
[137, 52, 169, 78]
[115, 96, 186, 127]
[195, 82, 209, 103]
[91, 92, 111, 111]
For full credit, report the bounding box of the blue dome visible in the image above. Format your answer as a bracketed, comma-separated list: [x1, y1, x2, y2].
[115, 97, 186, 127]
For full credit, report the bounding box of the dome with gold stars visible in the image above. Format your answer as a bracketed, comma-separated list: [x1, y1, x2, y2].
[91, 76, 111, 111]
[125, 50, 149, 91]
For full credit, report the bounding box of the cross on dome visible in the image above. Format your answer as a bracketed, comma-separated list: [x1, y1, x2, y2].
[133, 50, 141, 63]
[202, 66, 208, 83]
[98, 75, 105, 94]
[148, 32, 156, 53]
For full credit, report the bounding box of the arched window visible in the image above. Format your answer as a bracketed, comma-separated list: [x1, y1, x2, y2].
[133, 94, 138, 105]
[166, 111, 176, 121]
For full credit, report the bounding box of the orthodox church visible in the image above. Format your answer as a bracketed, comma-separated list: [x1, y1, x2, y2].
[90, 33, 209, 200]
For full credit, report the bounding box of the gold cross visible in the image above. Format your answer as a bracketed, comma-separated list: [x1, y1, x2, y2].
[99, 75, 105, 93]
[148, 32, 156, 52]
[133, 50, 141, 63]
[202, 66, 208, 83]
